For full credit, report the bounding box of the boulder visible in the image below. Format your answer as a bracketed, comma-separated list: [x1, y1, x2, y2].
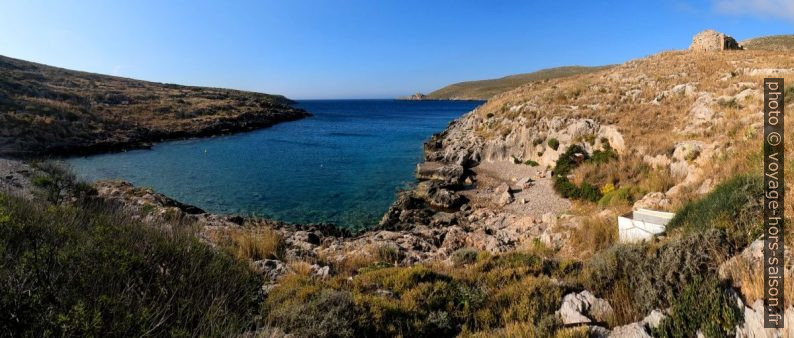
[672, 141, 704, 162]
[416, 162, 465, 184]
[609, 323, 651, 338]
[556, 290, 614, 325]
[415, 181, 466, 210]
[669, 161, 690, 179]
[598, 125, 626, 154]
[514, 177, 534, 190]
[671, 83, 697, 96]
[493, 183, 514, 206]
[633, 192, 671, 211]
[567, 119, 599, 140]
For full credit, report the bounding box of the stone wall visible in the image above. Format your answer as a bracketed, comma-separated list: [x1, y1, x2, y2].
[689, 29, 742, 51]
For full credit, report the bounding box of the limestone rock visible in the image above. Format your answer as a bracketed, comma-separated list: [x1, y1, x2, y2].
[416, 162, 466, 184]
[672, 141, 704, 162]
[494, 183, 514, 206]
[689, 30, 742, 51]
[608, 323, 651, 338]
[556, 290, 614, 325]
[633, 192, 671, 211]
[669, 161, 690, 179]
[415, 181, 466, 210]
[254, 259, 287, 282]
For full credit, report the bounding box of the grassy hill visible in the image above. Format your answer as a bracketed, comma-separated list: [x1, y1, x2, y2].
[423, 65, 612, 100]
[0, 55, 309, 157]
[741, 34, 794, 51]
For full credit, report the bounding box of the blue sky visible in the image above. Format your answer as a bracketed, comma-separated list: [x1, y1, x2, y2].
[0, 1, 791, 99]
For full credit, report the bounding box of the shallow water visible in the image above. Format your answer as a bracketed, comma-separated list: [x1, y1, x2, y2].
[65, 99, 482, 228]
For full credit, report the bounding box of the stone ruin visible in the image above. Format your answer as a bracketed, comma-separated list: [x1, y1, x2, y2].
[689, 29, 743, 51]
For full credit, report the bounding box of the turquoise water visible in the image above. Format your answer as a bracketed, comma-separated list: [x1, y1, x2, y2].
[65, 100, 482, 228]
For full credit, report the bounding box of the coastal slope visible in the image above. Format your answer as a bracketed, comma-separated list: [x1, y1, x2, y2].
[741, 34, 794, 51]
[417, 65, 611, 100]
[0, 55, 310, 157]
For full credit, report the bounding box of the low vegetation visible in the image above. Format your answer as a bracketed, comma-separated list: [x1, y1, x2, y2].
[552, 144, 621, 202]
[0, 192, 263, 336]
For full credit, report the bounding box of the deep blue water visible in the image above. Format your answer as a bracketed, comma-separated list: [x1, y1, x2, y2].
[65, 100, 482, 228]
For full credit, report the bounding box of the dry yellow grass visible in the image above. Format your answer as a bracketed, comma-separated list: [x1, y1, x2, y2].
[567, 214, 618, 260]
[226, 228, 285, 261]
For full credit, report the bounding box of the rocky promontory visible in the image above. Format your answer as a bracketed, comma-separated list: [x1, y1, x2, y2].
[0, 55, 311, 157]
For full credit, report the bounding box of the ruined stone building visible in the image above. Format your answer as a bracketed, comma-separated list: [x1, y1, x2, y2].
[689, 29, 742, 51]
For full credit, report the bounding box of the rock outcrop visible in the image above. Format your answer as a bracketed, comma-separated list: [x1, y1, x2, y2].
[690, 29, 742, 51]
[556, 291, 614, 325]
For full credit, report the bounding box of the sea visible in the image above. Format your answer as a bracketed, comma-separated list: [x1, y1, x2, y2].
[65, 99, 482, 228]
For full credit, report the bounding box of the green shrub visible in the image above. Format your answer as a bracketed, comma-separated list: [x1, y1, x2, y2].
[0, 193, 262, 336]
[584, 230, 732, 322]
[597, 187, 633, 208]
[29, 161, 96, 203]
[578, 182, 602, 202]
[667, 175, 763, 248]
[547, 138, 560, 151]
[553, 145, 588, 178]
[265, 278, 358, 338]
[653, 277, 742, 338]
[452, 248, 479, 266]
[524, 160, 540, 167]
[590, 147, 618, 164]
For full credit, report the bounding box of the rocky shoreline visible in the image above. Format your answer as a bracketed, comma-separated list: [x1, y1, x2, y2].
[34, 107, 312, 158]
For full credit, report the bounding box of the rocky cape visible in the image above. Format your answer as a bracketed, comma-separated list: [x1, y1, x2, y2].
[0, 54, 311, 157]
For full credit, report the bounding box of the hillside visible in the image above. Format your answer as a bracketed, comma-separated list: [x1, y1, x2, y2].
[0, 55, 309, 157]
[422, 65, 611, 100]
[741, 34, 794, 51]
[3, 33, 794, 337]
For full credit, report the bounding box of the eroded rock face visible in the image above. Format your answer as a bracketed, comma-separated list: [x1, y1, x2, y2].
[690, 29, 742, 51]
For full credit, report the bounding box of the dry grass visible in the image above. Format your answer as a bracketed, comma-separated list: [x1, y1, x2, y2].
[567, 214, 618, 260]
[226, 228, 285, 261]
[721, 253, 794, 307]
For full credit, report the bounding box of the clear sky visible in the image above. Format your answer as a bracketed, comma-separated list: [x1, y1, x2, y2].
[0, 1, 791, 99]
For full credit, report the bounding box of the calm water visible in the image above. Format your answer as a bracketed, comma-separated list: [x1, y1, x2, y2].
[65, 100, 482, 228]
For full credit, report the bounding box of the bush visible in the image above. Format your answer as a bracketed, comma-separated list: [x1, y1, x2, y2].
[524, 160, 540, 167]
[553, 145, 588, 178]
[29, 161, 96, 203]
[584, 230, 732, 324]
[547, 138, 560, 151]
[590, 147, 618, 164]
[578, 182, 601, 202]
[0, 193, 262, 336]
[452, 248, 479, 266]
[265, 275, 358, 338]
[667, 175, 763, 248]
[597, 186, 634, 208]
[653, 277, 742, 338]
